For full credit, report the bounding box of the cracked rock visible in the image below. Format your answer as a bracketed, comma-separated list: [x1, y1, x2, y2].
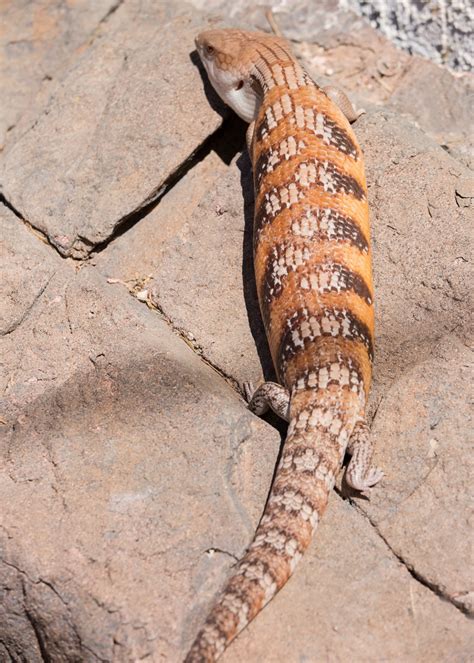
[363, 335, 473, 617]
[0, 0, 227, 258]
[223, 496, 472, 662]
[0, 206, 279, 660]
[1, 1, 473, 660]
[0, 212, 58, 338]
[96, 146, 273, 389]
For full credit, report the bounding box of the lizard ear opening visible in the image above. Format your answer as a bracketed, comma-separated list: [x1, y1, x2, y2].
[236, 80, 244, 90]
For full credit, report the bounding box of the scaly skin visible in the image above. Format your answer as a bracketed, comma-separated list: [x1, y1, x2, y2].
[186, 29, 383, 662]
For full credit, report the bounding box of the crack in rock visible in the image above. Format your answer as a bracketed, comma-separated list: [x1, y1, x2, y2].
[345, 497, 472, 617]
[204, 547, 239, 563]
[1, 271, 55, 336]
[87, 114, 243, 260]
[0, 196, 64, 258]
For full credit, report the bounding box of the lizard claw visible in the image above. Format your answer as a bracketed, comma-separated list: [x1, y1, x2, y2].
[243, 381, 255, 403]
[346, 467, 384, 494]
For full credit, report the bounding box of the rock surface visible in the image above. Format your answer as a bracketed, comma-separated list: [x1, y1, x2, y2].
[0, 206, 279, 661]
[0, 1, 227, 258]
[1, 1, 472, 661]
[96, 148, 272, 389]
[367, 335, 473, 616]
[0, 0, 119, 149]
[225, 496, 472, 663]
[345, 0, 473, 72]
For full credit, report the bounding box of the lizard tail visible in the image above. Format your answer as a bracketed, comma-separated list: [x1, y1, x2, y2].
[185, 385, 361, 662]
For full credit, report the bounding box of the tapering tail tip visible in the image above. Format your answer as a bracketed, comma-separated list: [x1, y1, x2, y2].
[184, 563, 281, 662]
[184, 491, 321, 661]
[185, 636, 218, 663]
[184, 464, 334, 661]
[184, 388, 364, 662]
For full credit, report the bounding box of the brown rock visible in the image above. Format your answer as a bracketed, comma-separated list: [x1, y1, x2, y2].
[356, 110, 472, 401]
[0, 206, 74, 416]
[95, 146, 272, 390]
[0, 0, 118, 149]
[0, 217, 57, 338]
[364, 335, 473, 616]
[0, 1, 226, 258]
[0, 205, 279, 660]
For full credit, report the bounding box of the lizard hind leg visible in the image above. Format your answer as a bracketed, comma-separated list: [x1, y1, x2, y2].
[243, 381, 290, 421]
[345, 418, 384, 493]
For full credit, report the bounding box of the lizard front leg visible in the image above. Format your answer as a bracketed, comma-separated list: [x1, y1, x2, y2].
[243, 381, 290, 421]
[263, 8, 364, 125]
[322, 85, 365, 123]
[345, 418, 384, 492]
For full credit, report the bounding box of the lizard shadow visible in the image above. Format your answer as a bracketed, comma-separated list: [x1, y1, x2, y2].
[191, 48, 284, 435]
[190, 50, 249, 165]
[237, 150, 289, 455]
[189, 50, 228, 119]
[236, 150, 278, 386]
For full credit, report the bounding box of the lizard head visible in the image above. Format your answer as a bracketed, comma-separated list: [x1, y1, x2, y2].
[195, 28, 264, 123]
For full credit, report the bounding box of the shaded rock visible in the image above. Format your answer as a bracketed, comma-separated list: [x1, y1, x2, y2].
[0, 0, 226, 258]
[0, 207, 279, 660]
[0, 562, 45, 662]
[0, 0, 118, 149]
[1, 342, 278, 660]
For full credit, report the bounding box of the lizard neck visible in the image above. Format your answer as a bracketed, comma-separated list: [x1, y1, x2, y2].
[255, 57, 312, 97]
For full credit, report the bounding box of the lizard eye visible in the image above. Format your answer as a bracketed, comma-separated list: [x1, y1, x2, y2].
[205, 44, 215, 56]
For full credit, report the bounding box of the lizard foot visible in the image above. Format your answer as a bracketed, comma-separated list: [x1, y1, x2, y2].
[323, 85, 365, 123]
[345, 418, 384, 494]
[243, 381, 290, 421]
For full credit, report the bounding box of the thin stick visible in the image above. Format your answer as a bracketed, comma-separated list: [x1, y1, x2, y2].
[265, 9, 283, 37]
